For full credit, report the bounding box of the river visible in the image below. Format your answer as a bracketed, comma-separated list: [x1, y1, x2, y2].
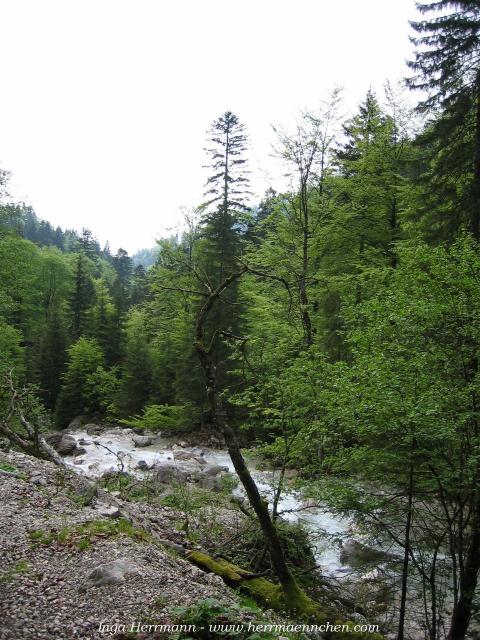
[64, 427, 352, 576]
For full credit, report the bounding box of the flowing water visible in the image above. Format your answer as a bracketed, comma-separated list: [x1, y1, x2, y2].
[64, 428, 351, 575]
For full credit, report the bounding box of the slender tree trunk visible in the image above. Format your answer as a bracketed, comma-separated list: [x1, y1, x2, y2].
[398, 460, 414, 640]
[447, 498, 480, 640]
[194, 271, 307, 607]
[389, 193, 398, 269]
[472, 71, 480, 241]
[449, 376, 480, 640]
[299, 184, 313, 346]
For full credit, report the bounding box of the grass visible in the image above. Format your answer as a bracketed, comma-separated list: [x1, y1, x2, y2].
[98, 472, 157, 503]
[0, 560, 31, 583]
[0, 461, 17, 473]
[28, 518, 151, 550]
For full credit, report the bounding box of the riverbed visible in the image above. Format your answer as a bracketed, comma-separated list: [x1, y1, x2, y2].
[64, 427, 351, 575]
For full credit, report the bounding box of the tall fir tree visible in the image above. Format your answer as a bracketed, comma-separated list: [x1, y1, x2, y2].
[408, 1, 480, 239]
[70, 253, 95, 340]
[201, 111, 250, 285]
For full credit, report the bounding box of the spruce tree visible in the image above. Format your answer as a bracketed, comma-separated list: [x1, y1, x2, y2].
[408, 1, 480, 239]
[201, 111, 250, 284]
[70, 253, 95, 340]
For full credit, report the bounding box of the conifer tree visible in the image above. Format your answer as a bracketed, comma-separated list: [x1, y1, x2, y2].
[70, 253, 95, 340]
[201, 111, 250, 284]
[408, 1, 480, 239]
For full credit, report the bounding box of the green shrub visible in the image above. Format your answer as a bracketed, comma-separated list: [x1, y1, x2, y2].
[171, 597, 278, 639]
[120, 403, 197, 432]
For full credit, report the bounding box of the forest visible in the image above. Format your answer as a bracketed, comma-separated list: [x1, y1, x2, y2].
[1, 2, 480, 639]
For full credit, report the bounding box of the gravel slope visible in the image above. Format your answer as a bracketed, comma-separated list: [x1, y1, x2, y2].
[0, 450, 239, 640]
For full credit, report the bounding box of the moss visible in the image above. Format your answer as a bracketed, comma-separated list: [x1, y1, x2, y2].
[185, 550, 384, 638]
[240, 576, 283, 609]
[186, 551, 244, 584]
[28, 518, 150, 550]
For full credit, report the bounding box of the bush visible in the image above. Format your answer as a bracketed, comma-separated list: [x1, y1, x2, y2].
[120, 403, 197, 432]
[171, 597, 279, 639]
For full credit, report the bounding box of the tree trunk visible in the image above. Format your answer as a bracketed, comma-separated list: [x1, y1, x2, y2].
[397, 461, 414, 640]
[472, 71, 480, 241]
[299, 184, 313, 346]
[447, 498, 480, 639]
[193, 270, 310, 609]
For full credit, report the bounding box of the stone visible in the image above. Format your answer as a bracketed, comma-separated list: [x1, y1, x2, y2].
[73, 459, 84, 465]
[136, 460, 152, 471]
[198, 476, 223, 493]
[203, 464, 229, 477]
[153, 464, 189, 484]
[132, 435, 153, 448]
[95, 502, 121, 518]
[82, 559, 141, 590]
[73, 447, 87, 457]
[45, 432, 63, 447]
[85, 424, 102, 435]
[56, 435, 77, 455]
[173, 450, 195, 462]
[30, 475, 47, 486]
[73, 480, 98, 506]
[340, 539, 397, 567]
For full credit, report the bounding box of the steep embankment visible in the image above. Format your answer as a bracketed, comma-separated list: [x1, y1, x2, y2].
[0, 450, 241, 640]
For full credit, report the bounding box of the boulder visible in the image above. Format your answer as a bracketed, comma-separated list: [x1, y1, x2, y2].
[173, 450, 196, 462]
[136, 460, 152, 471]
[203, 464, 229, 477]
[95, 502, 122, 519]
[132, 435, 153, 448]
[45, 432, 63, 448]
[73, 479, 98, 506]
[56, 434, 78, 455]
[340, 539, 397, 567]
[85, 423, 103, 435]
[73, 447, 87, 457]
[30, 474, 47, 486]
[82, 559, 141, 590]
[153, 463, 189, 484]
[198, 476, 223, 493]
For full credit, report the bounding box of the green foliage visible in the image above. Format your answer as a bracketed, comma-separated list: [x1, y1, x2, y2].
[0, 320, 24, 372]
[116, 308, 153, 416]
[55, 337, 105, 426]
[0, 560, 31, 583]
[28, 518, 150, 549]
[120, 403, 196, 432]
[171, 597, 279, 640]
[0, 461, 17, 473]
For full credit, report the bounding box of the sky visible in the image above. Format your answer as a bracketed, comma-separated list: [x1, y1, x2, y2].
[0, 0, 417, 254]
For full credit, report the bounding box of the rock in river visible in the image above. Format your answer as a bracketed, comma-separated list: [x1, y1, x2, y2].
[132, 434, 153, 448]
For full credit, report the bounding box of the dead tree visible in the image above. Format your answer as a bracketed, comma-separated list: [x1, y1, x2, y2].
[0, 370, 65, 467]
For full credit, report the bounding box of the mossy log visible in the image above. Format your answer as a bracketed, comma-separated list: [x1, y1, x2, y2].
[186, 550, 383, 639]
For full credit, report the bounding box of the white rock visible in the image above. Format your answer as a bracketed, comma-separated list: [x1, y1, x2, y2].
[132, 435, 153, 448]
[83, 559, 141, 589]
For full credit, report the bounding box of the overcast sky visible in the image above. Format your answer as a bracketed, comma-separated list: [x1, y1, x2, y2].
[0, 0, 417, 254]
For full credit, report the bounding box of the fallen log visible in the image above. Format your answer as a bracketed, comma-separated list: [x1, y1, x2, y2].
[185, 550, 383, 639]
